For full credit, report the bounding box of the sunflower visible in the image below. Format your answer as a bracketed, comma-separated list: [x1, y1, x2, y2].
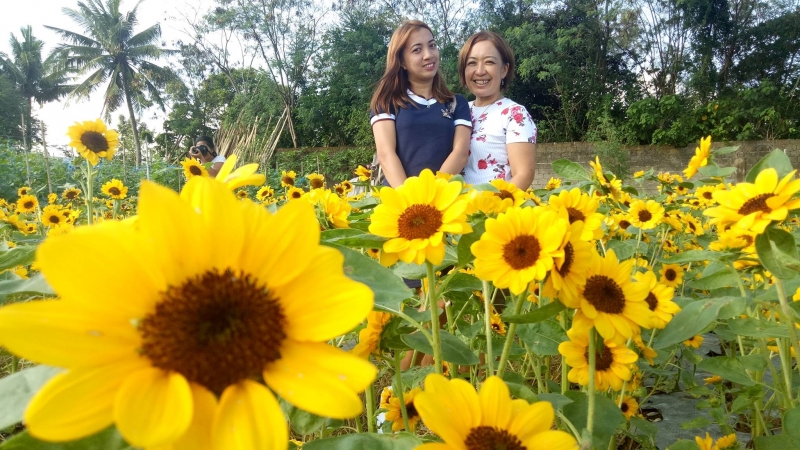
[281, 170, 297, 188]
[542, 221, 594, 308]
[101, 179, 128, 200]
[634, 271, 679, 329]
[590, 156, 608, 184]
[683, 214, 704, 236]
[0, 178, 376, 448]
[385, 387, 422, 432]
[341, 180, 354, 193]
[307, 173, 325, 190]
[18, 186, 31, 197]
[617, 395, 639, 420]
[627, 200, 664, 230]
[287, 187, 305, 201]
[16, 195, 39, 213]
[658, 263, 684, 288]
[489, 179, 526, 207]
[471, 206, 567, 295]
[547, 187, 604, 240]
[684, 335, 704, 348]
[305, 189, 351, 229]
[67, 119, 120, 166]
[333, 184, 346, 196]
[48, 193, 57, 204]
[414, 374, 578, 450]
[696, 433, 714, 450]
[490, 311, 507, 336]
[181, 158, 208, 178]
[351, 311, 392, 358]
[704, 375, 723, 385]
[256, 186, 275, 202]
[354, 165, 372, 182]
[369, 169, 471, 267]
[464, 190, 507, 216]
[573, 249, 653, 341]
[42, 208, 67, 228]
[62, 188, 81, 201]
[558, 328, 638, 391]
[715, 434, 737, 450]
[380, 386, 395, 408]
[634, 335, 658, 365]
[633, 170, 645, 178]
[694, 185, 717, 207]
[233, 190, 248, 200]
[683, 136, 711, 180]
[214, 155, 266, 190]
[545, 177, 562, 190]
[704, 168, 800, 233]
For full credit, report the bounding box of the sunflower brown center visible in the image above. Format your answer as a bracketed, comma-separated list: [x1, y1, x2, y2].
[405, 402, 420, 420]
[23, 201, 34, 209]
[738, 193, 776, 216]
[139, 268, 286, 395]
[291, 191, 302, 199]
[310, 178, 324, 189]
[702, 191, 713, 200]
[741, 235, 753, 245]
[283, 176, 295, 186]
[189, 165, 202, 176]
[464, 426, 525, 450]
[645, 292, 658, 311]
[502, 235, 541, 270]
[335, 186, 345, 195]
[638, 210, 652, 223]
[664, 269, 677, 281]
[583, 275, 626, 314]
[495, 190, 514, 201]
[66, 191, 78, 199]
[567, 207, 585, 223]
[557, 242, 575, 276]
[619, 220, 631, 230]
[109, 187, 121, 196]
[621, 402, 629, 413]
[585, 343, 614, 371]
[48, 215, 61, 224]
[80, 131, 110, 153]
[397, 204, 443, 240]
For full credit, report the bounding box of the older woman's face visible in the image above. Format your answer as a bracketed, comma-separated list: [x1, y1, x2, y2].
[464, 40, 508, 104]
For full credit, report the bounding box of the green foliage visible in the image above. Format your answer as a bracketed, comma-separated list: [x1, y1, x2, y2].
[271, 147, 375, 186]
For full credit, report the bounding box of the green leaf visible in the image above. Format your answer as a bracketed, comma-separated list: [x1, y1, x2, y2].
[630, 416, 658, 439]
[302, 432, 423, 450]
[0, 246, 36, 272]
[697, 356, 754, 386]
[401, 330, 479, 365]
[654, 297, 743, 349]
[0, 427, 132, 449]
[661, 250, 731, 264]
[746, 149, 794, 183]
[320, 229, 387, 248]
[728, 317, 791, 339]
[457, 220, 485, 267]
[280, 399, 328, 435]
[517, 320, 567, 355]
[713, 146, 740, 155]
[537, 393, 574, 410]
[324, 244, 412, 313]
[783, 406, 800, 445]
[666, 440, 701, 450]
[680, 417, 710, 429]
[689, 269, 738, 290]
[552, 159, 591, 181]
[0, 274, 55, 300]
[501, 378, 539, 403]
[756, 227, 800, 280]
[606, 240, 637, 260]
[753, 434, 799, 450]
[697, 165, 736, 178]
[439, 273, 482, 295]
[0, 365, 61, 429]
[502, 301, 566, 324]
[562, 391, 624, 450]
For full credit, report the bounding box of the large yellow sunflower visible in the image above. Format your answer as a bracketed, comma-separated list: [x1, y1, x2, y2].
[0, 178, 376, 449]
[287, 187, 306, 201]
[67, 119, 120, 166]
[351, 311, 392, 358]
[704, 168, 800, 233]
[634, 271, 680, 329]
[101, 179, 128, 200]
[18, 186, 31, 197]
[542, 221, 594, 308]
[626, 200, 664, 230]
[471, 206, 567, 295]
[573, 249, 653, 341]
[181, 158, 208, 179]
[214, 155, 266, 190]
[414, 374, 578, 450]
[546, 187, 604, 240]
[683, 136, 711, 179]
[16, 194, 39, 213]
[256, 186, 275, 203]
[489, 178, 526, 207]
[62, 188, 81, 201]
[307, 173, 326, 190]
[369, 169, 471, 266]
[354, 165, 372, 181]
[41, 207, 67, 228]
[464, 190, 507, 216]
[304, 189, 351, 229]
[558, 328, 639, 391]
[694, 185, 717, 207]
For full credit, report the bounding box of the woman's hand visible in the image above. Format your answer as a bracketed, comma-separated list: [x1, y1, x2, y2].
[507, 142, 536, 189]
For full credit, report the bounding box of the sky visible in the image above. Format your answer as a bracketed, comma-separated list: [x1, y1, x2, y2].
[0, 0, 207, 151]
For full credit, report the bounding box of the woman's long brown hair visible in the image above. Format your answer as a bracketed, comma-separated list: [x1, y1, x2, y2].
[369, 20, 454, 115]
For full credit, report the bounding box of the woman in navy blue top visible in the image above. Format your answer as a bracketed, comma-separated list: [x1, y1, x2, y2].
[370, 20, 472, 187]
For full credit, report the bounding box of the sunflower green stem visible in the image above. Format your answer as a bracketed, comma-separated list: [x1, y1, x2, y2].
[483, 280, 495, 377]
[560, 312, 570, 394]
[587, 328, 597, 440]
[365, 381, 376, 433]
[426, 262, 443, 375]
[775, 278, 800, 378]
[496, 290, 527, 378]
[85, 159, 94, 225]
[394, 351, 412, 432]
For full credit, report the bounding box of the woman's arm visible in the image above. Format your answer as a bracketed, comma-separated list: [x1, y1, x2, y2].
[372, 120, 408, 187]
[208, 162, 224, 177]
[439, 125, 471, 175]
[507, 142, 536, 189]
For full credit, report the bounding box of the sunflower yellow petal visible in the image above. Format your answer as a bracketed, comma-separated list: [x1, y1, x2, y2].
[212, 380, 287, 450]
[525, 430, 579, 450]
[414, 374, 478, 448]
[478, 376, 512, 428]
[161, 384, 217, 450]
[509, 401, 554, 441]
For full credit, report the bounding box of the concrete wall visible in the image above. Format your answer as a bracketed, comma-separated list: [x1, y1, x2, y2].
[530, 139, 800, 189]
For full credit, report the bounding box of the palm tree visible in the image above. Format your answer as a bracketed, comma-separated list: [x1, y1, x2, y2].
[0, 26, 70, 154]
[47, 0, 177, 166]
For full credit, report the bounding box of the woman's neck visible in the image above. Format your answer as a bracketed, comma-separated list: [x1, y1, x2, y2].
[473, 93, 504, 107]
[408, 80, 433, 100]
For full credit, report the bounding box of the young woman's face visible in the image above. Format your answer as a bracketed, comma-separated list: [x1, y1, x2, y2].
[401, 28, 439, 85]
[464, 40, 509, 104]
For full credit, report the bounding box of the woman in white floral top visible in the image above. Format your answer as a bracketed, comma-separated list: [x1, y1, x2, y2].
[458, 31, 538, 188]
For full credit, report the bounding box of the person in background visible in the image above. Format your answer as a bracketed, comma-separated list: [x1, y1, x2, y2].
[370, 20, 472, 188]
[189, 135, 225, 177]
[458, 31, 537, 188]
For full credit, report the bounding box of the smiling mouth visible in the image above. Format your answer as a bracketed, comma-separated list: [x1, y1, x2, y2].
[474, 80, 490, 85]
[423, 63, 435, 69]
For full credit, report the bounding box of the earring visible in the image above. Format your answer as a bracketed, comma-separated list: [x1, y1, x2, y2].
[501, 79, 505, 87]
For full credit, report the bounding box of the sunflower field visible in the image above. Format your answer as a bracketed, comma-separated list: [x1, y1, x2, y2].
[1, 122, 800, 450]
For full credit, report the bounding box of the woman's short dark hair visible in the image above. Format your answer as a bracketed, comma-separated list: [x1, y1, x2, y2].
[458, 31, 516, 91]
[195, 135, 215, 149]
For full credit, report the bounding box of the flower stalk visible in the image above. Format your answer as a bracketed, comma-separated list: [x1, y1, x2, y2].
[393, 351, 411, 432]
[483, 280, 494, 377]
[496, 290, 527, 378]
[587, 328, 597, 439]
[426, 262, 443, 375]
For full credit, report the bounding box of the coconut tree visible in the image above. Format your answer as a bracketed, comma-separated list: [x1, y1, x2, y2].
[0, 26, 71, 183]
[47, 0, 177, 166]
